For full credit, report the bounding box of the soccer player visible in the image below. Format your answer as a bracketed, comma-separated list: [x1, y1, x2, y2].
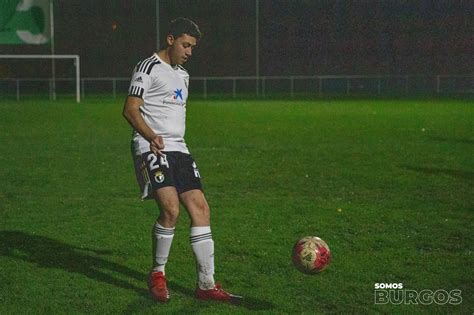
[122, 17, 239, 303]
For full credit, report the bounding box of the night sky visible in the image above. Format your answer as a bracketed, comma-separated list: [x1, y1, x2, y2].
[1, 0, 472, 78]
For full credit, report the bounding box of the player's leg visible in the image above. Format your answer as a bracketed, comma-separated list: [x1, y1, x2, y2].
[148, 187, 180, 302]
[174, 153, 214, 289]
[153, 186, 180, 273]
[180, 189, 242, 303]
[180, 189, 214, 287]
[136, 151, 180, 302]
[176, 152, 242, 303]
[180, 189, 210, 226]
[137, 151, 180, 274]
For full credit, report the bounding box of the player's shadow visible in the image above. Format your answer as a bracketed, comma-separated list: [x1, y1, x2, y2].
[428, 136, 474, 145]
[0, 230, 149, 297]
[401, 165, 474, 181]
[168, 281, 274, 311]
[235, 295, 275, 311]
[0, 230, 274, 311]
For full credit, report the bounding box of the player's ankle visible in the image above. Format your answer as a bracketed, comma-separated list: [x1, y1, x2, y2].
[198, 276, 215, 290]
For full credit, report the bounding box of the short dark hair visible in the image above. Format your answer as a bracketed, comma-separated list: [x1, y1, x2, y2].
[165, 17, 201, 44]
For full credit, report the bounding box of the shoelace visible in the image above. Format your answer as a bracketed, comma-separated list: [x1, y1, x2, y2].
[214, 284, 229, 295]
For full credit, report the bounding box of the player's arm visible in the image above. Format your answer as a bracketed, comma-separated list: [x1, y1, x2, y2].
[122, 96, 164, 156]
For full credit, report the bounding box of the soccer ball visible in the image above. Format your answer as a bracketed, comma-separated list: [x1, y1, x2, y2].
[292, 236, 331, 274]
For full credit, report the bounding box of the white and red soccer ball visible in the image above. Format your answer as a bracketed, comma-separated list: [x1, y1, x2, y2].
[292, 236, 331, 274]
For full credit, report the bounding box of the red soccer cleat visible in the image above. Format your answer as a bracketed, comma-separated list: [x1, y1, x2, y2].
[148, 271, 170, 302]
[195, 283, 243, 304]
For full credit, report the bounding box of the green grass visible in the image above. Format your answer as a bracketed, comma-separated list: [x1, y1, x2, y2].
[0, 96, 473, 314]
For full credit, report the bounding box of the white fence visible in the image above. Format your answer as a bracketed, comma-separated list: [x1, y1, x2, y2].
[0, 75, 472, 100]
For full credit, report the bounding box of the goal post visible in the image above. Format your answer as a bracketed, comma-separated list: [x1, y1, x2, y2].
[0, 54, 81, 103]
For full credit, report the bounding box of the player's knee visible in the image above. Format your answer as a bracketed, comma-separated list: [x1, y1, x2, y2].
[157, 200, 180, 221]
[159, 208, 179, 226]
[194, 202, 210, 220]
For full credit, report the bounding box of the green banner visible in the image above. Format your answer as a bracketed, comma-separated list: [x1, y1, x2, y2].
[0, 0, 51, 44]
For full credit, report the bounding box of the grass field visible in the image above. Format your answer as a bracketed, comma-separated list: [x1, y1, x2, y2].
[0, 97, 472, 314]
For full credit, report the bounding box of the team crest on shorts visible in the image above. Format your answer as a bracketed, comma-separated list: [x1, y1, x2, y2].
[154, 170, 165, 183]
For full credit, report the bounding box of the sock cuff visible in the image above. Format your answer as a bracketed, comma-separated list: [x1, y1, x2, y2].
[190, 226, 212, 244]
[190, 226, 211, 236]
[154, 222, 175, 236]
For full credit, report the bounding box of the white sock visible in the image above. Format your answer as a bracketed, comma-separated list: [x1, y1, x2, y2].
[190, 226, 215, 290]
[152, 222, 175, 274]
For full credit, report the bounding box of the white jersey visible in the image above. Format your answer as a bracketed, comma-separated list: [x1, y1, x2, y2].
[128, 53, 190, 155]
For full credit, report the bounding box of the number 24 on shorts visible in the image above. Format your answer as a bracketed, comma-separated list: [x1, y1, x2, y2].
[147, 153, 169, 170]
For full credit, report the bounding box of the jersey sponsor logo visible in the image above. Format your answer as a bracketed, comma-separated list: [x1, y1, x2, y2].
[163, 99, 186, 106]
[173, 88, 183, 101]
[163, 88, 186, 106]
[134, 76, 143, 83]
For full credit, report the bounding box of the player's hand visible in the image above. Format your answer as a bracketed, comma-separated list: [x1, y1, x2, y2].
[150, 135, 165, 156]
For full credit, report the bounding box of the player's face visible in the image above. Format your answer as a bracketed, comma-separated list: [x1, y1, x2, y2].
[168, 34, 197, 65]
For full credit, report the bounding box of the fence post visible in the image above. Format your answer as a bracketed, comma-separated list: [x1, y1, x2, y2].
[256, 77, 259, 97]
[232, 78, 236, 98]
[113, 79, 116, 98]
[405, 75, 409, 94]
[16, 79, 20, 101]
[262, 77, 265, 98]
[290, 76, 294, 98]
[81, 79, 85, 99]
[346, 78, 351, 94]
[318, 77, 322, 96]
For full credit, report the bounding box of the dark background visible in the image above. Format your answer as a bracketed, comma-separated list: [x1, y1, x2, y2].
[0, 0, 472, 78]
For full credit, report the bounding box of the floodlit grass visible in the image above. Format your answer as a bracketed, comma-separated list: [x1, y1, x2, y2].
[0, 96, 472, 314]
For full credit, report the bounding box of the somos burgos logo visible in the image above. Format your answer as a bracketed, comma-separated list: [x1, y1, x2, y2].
[374, 283, 462, 305]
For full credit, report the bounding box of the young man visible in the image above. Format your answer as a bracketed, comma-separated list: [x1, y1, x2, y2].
[122, 18, 239, 303]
